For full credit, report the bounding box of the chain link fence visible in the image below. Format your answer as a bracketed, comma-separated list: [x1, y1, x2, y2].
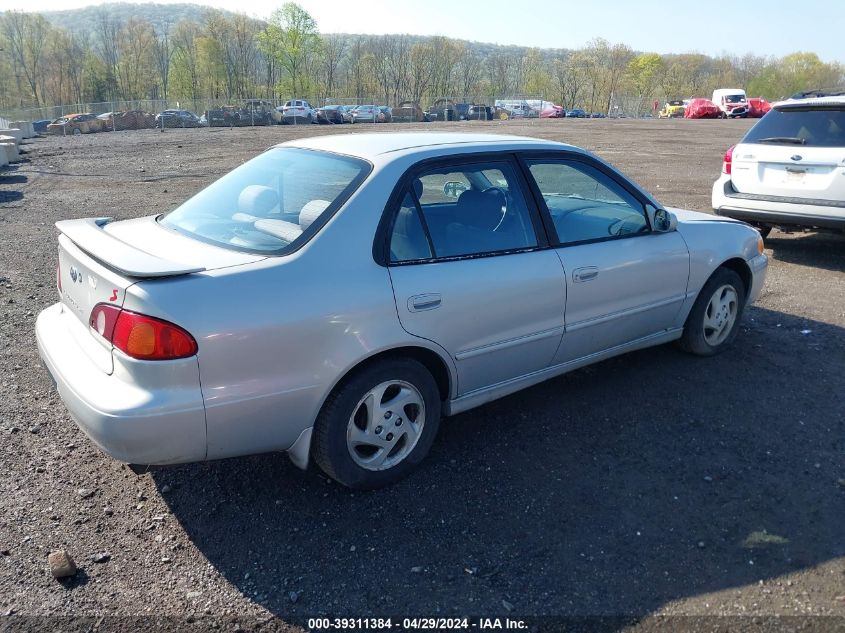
[1, 93, 648, 135]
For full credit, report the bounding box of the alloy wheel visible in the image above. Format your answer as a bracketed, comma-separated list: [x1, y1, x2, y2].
[346, 380, 426, 471]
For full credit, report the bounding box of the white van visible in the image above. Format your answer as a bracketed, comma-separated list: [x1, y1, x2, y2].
[712, 89, 749, 118]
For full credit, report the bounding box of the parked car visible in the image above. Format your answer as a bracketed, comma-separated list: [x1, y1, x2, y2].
[684, 99, 722, 119]
[378, 106, 393, 123]
[155, 110, 202, 128]
[278, 99, 317, 124]
[712, 94, 845, 236]
[205, 101, 275, 127]
[316, 105, 353, 124]
[46, 113, 103, 135]
[566, 109, 588, 118]
[351, 105, 382, 123]
[240, 99, 277, 125]
[98, 110, 156, 131]
[466, 105, 495, 120]
[205, 105, 240, 127]
[494, 100, 538, 119]
[37, 132, 767, 489]
[591, 112, 607, 118]
[539, 105, 565, 118]
[658, 100, 686, 118]
[392, 101, 428, 123]
[427, 99, 471, 121]
[33, 119, 52, 134]
[747, 98, 772, 118]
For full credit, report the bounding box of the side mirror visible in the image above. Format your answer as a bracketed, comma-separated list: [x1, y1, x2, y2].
[653, 208, 678, 232]
[443, 181, 468, 199]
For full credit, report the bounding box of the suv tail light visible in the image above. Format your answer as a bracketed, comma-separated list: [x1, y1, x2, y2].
[723, 145, 734, 175]
[89, 303, 197, 360]
[57, 261, 62, 293]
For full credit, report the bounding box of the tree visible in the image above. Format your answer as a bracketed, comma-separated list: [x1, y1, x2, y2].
[455, 44, 482, 101]
[1, 11, 51, 106]
[152, 25, 174, 100]
[94, 9, 121, 99]
[117, 17, 154, 100]
[627, 52, 663, 113]
[171, 20, 201, 100]
[259, 3, 320, 97]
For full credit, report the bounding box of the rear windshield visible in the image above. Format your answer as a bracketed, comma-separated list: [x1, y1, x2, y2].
[743, 106, 845, 147]
[160, 148, 370, 254]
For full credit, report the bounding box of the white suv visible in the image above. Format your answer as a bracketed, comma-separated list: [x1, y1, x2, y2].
[278, 99, 317, 124]
[712, 93, 845, 236]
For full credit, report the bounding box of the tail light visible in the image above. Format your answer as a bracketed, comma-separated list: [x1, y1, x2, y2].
[89, 303, 197, 360]
[56, 261, 62, 293]
[723, 145, 735, 175]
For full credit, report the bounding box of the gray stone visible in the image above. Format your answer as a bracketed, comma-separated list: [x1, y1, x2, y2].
[48, 550, 77, 578]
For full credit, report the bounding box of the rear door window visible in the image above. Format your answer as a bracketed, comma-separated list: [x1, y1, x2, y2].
[389, 161, 538, 261]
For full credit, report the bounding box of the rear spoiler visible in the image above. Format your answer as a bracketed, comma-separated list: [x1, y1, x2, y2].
[56, 217, 206, 278]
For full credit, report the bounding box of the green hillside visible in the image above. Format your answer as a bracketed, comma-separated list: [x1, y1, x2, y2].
[42, 2, 245, 34]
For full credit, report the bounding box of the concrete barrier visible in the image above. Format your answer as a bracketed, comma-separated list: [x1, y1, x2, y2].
[0, 128, 23, 144]
[0, 142, 20, 163]
[12, 121, 35, 138]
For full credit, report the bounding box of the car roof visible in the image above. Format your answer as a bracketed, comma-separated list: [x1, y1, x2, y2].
[774, 95, 845, 108]
[281, 132, 574, 160]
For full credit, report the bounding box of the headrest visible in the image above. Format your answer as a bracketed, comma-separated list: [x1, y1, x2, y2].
[456, 189, 503, 231]
[238, 185, 278, 216]
[299, 199, 331, 230]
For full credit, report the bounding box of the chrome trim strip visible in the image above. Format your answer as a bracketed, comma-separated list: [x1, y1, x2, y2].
[566, 295, 687, 332]
[454, 326, 565, 361]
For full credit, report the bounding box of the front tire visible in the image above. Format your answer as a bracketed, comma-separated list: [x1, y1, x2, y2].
[679, 268, 746, 356]
[312, 358, 441, 489]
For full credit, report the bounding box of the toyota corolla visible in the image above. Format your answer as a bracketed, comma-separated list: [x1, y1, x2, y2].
[36, 133, 767, 489]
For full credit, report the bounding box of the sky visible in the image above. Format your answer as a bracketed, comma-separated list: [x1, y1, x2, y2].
[3, 0, 844, 61]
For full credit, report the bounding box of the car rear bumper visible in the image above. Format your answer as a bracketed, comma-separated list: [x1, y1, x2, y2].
[712, 176, 845, 230]
[36, 302, 208, 465]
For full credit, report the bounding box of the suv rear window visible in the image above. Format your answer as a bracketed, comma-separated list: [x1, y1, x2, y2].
[742, 106, 845, 147]
[161, 148, 370, 254]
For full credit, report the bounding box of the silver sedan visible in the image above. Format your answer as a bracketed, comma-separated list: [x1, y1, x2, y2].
[36, 133, 768, 489]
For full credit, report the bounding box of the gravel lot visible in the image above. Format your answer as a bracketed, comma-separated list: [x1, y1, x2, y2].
[1, 119, 843, 630]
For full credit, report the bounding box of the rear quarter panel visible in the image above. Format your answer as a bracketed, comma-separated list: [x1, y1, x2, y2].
[124, 168, 455, 460]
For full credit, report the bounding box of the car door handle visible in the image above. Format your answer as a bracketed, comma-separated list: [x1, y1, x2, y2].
[408, 294, 441, 312]
[572, 267, 599, 283]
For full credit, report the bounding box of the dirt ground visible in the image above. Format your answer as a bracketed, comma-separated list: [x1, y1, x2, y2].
[0, 119, 843, 631]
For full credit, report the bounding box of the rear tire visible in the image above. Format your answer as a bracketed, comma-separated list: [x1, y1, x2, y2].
[312, 358, 441, 490]
[679, 268, 746, 356]
[751, 224, 772, 239]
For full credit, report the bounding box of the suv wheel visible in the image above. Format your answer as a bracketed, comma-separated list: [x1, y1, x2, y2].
[312, 358, 441, 489]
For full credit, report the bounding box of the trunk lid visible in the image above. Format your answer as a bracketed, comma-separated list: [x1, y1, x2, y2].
[731, 143, 845, 200]
[56, 215, 265, 373]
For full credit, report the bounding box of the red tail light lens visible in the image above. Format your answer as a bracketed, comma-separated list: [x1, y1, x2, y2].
[89, 303, 197, 360]
[723, 145, 735, 175]
[57, 262, 62, 293]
